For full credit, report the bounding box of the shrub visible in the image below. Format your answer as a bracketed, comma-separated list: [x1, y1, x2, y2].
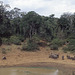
[10, 36, 21, 45]
[27, 40, 39, 51]
[68, 39, 75, 45]
[32, 34, 40, 43]
[68, 39, 75, 52]
[63, 45, 75, 52]
[0, 37, 2, 46]
[63, 39, 75, 52]
[68, 35, 75, 39]
[68, 45, 75, 52]
[51, 38, 65, 47]
[45, 36, 52, 42]
[21, 41, 28, 50]
[22, 39, 39, 51]
[2, 38, 11, 45]
[62, 47, 68, 53]
[16, 35, 25, 42]
[50, 44, 58, 50]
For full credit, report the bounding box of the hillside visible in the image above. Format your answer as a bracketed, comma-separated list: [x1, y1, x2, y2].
[0, 44, 75, 68]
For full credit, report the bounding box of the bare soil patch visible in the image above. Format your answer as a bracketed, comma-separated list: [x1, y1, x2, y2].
[0, 44, 75, 73]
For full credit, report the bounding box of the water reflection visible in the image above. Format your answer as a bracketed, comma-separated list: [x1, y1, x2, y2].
[50, 69, 59, 75]
[0, 67, 63, 75]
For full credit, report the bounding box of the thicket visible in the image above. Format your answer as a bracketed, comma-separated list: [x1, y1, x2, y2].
[63, 39, 75, 52]
[0, 37, 2, 46]
[2, 36, 23, 45]
[0, 2, 75, 52]
[9, 36, 21, 45]
[22, 38, 39, 51]
[51, 38, 65, 47]
[50, 44, 58, 50]
[2, 38, 11, 45]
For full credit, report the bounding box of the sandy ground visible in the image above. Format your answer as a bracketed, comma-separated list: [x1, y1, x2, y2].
[0, 44, 75, 71]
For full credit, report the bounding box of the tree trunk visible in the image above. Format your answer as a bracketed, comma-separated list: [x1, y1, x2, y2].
[29, 25, 32, 40]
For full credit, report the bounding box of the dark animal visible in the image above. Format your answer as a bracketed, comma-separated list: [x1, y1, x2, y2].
[67, 55, 75, 60]
[49, 53, 59, 59]
[67, 55, 71, 59]
[71, 57, 75, 60]
[62, 56, 64, 60]
[2, 56, 6, 60]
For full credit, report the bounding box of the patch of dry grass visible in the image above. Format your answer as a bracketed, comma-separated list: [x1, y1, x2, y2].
[0, 44, 75, 70]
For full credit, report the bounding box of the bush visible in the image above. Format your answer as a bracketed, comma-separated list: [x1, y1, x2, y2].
[2, 38, 11, 45]
[68, 35, 75, 39]
[50, 44, 58, 50]
[62, 47, 68, 53]
[10, 36, 21, 45]
[51, 38, 65, 47]
[22, 39, 39, 51]
[27, 40, 39, 51]
[68, 45, 75, 51]
[68, 39, 75, 45]
[0, 37, 2, 46]
[16, 35, 25, 42]
[63, 39, 75, 52]
[45, 36, 52, 42]
[32, 34, 40, 43]
[63, 45, 75, 52]
[21, 40, 28, 50]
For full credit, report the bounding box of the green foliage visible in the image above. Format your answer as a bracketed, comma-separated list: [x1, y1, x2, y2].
[68, 39, 75, 51]
[27, 40, 39, 51]
[68, 39, 75, 45]
[0, 2, 75, 53]
[63, 39, 75, 52]
[21, 11, 42, 39]
[68, 35, 75, 39]
[44, 35, 52, 42]
[32, 34, 40, 43]
[22, 38, 39, 51]
[68, 45, 75, 51]
[0, 2, 11, 37]
[2, 38, 11, 45]
[16, 35, 25, 42]
[10, 36, 21, 45]
[0, 37, 2, 46]
[2, 36, 23, 45]
[21, 40, 28, 50]
[63, 45, 75, 52]
[50, 44, 58, 50]
[51, 38, 65, 47]
[62, 47, 68, 53]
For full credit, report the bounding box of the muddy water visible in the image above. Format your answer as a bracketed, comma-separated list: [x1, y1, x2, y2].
[0, 67, 64, 75]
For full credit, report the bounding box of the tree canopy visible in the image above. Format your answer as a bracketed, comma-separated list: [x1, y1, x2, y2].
[0, 1, 75, 41]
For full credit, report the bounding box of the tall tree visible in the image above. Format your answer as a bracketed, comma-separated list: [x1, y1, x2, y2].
[0, 1, 11, 37]
[21, 11, 42, 39]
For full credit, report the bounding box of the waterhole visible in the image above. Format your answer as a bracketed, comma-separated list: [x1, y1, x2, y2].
[0, 67, 64, 75]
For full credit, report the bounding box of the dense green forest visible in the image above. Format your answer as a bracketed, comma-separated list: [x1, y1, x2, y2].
[0, 2, 75, 52]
